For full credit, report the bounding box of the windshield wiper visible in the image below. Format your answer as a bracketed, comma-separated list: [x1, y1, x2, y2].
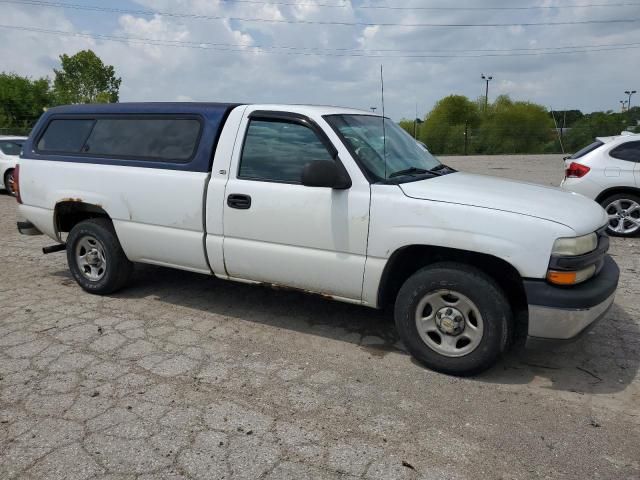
[388, 167, 429, 179]
[430, 164, 448, 172]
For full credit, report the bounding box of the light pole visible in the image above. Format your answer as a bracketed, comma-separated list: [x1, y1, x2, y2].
[620, 100, 628, 112]
[481, 74, 493, 111]
[370, 107, 377, 113]
[413, 103, 423, 139]
[625, 90, 637, 110]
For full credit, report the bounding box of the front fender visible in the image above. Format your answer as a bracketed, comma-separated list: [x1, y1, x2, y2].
[361, 186, 575, 306]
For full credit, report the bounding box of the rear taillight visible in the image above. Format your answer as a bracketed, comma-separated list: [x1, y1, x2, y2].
[565, 162, 590, 179]
[14, 164, 22, 204]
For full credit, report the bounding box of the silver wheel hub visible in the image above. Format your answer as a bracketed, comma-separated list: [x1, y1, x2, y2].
[75, 235, 107, 281]
[415, 290, 484, 358]
[436, 307, 465, 335]
[606, 199, 640, 235]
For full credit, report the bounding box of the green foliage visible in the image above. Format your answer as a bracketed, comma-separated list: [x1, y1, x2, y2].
[564, 112, 628, 151]
[53, 50, 121, 104]
[418, 95, 480, 155]
[412, 95, 639, 154]
[625, 106, 640, 128]
[0, 50, 121, 135]
[549, 110, 583, 128]
[475, 95, 554, 154]
[0, 73, 52, 135]
[398, 119, 416, 136]
[417, 94, 553, 155]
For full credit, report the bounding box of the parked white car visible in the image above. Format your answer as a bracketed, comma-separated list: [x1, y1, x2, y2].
[0, 135, 27, 196]
[14, 103, 619, 375]
[561, 132, 640, 237]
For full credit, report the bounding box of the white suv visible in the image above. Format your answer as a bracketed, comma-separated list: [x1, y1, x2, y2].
[561, 132, 640, 237]
[0, 136, 27, 196]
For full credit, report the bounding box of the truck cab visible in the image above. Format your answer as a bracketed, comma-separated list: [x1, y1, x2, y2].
[15, 103, 619, 376]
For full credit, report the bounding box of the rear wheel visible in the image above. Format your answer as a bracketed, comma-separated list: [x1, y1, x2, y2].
[601, 193, 640, 237]
[66, 218, 133, 295]
[4, 169, 16, 196]
[394, 262, 512, 376]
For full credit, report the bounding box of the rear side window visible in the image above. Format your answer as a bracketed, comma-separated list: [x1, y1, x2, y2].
[239, 119, 333, 183]
[37, 117, 202, 162]
[569, 141, 604, 160]
[37, 119, 95, 153]
[0, 140, 24, 156]
[610, 141, 640, 162]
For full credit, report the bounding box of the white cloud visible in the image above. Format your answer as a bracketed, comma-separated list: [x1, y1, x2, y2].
[1, 0, 639, 120]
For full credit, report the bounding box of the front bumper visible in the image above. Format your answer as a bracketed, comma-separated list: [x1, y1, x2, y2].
[524, 255, 619, 348]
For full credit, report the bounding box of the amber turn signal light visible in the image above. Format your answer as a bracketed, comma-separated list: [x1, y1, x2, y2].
[547, 265, 596, 286]
[546, 271, 577, 285]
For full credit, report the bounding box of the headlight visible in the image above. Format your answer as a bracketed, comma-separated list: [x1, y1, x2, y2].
[551, 233, 597, 257]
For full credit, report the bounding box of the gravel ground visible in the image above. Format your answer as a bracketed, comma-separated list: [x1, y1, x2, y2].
[1, 154, 639, 480]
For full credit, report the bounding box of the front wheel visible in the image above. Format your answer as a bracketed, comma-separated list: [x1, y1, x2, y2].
[601, 193, 640, 237]
[394, 262, 512, 376]
[66, 218, 133, 295]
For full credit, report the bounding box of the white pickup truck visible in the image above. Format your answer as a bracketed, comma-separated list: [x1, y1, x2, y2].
[15, 103, 619, 375]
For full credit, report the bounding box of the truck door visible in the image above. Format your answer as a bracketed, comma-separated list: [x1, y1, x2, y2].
[221, 109, 370, 302]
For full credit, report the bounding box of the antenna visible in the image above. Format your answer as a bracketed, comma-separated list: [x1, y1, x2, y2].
[381, 64, 387, 179]
[550, 108, 565, 154]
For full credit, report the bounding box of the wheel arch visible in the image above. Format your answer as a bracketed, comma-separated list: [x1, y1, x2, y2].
[595, 186, 640, 204]
[377, 245, 527, 326]
[54, 200, 112, 240]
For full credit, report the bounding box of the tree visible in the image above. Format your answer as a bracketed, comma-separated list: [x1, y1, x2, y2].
[625, 106, 640, 131]
[399, 118, 424, 139]
[418, 95, 480, 154]
[475, 95, 554, 154]
[549, 110, 583, 128]
[564, 112, 627, 151]
[0, 73, 52, 135]
[53, 50, 121, 104]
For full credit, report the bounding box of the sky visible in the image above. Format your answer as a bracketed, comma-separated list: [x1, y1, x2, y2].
[1, 0, 639, 120]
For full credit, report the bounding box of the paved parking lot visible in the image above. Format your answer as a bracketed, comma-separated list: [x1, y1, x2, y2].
[1, 155, 639, 479]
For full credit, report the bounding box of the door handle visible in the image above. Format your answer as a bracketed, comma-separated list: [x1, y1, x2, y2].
[227, 194, 252, 210]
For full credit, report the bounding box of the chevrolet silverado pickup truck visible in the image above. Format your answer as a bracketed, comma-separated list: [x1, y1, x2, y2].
[15, 103, 620, 375]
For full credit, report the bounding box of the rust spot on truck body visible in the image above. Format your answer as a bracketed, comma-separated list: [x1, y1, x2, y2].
[258, 283, 335, 301]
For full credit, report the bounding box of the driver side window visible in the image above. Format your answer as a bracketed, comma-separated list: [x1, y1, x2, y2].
[239, 119, 333, 183]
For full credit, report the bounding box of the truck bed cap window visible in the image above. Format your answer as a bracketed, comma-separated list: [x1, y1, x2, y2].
[37, 119, 95, 153]
[37, 116, 202, 162]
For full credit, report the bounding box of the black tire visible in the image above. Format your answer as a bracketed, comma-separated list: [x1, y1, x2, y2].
[600, 193, 640, 238]
[4, 169, 16, 196]
[394, 262, 512, 376]
[66, 218, 133, 295]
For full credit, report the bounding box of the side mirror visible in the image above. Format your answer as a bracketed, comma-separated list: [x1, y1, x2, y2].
[301, 160, 351, 189]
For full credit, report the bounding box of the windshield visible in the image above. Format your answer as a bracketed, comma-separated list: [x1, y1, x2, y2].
[325, 115, 441, 182]
[0, 140, 24, 156]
